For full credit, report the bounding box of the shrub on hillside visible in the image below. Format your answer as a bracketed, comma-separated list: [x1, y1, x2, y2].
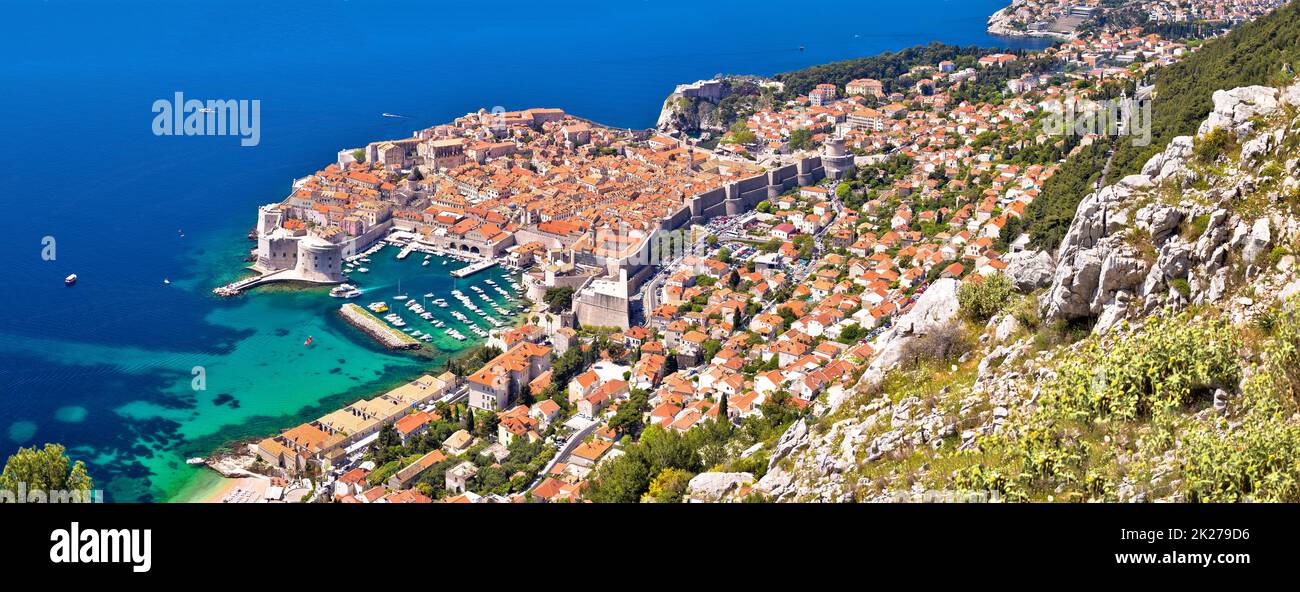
[1042, 313, 1239, 421]
[1180, 302, 1300, 502]
[957, 273, 1014, 323]
[899, 320, 970, 366]
[1192, 126, 1236, 164]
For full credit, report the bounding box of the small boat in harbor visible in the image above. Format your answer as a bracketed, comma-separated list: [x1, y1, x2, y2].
[186, 457, 206, 466]
[64, 274, 77, 286]
[330, 284, 362, 298]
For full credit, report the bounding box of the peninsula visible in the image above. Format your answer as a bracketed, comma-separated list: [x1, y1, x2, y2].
[208, 0, 1300, 505]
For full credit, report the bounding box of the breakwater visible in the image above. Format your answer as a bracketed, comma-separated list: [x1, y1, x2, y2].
[338, 303, 422, 350]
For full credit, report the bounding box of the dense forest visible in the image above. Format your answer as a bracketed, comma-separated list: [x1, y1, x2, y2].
[1021, 0, 1300, 250]
[774, 42, 1020, 99]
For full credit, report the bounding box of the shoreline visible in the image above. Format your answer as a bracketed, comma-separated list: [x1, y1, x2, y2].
[166, 253, 526, 501]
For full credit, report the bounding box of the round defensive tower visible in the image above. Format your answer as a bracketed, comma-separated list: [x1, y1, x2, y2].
[822, 136, 855, 181]
[295, 236, 345, 283]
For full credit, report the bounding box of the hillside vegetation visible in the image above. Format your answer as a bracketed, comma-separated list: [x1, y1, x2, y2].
[773, 43, 1021, 99]
[1023, 0, 1300, 251]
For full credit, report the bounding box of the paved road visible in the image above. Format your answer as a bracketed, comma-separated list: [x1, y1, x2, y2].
[638, 212, 759, 318]
[529, 417, 600, 490]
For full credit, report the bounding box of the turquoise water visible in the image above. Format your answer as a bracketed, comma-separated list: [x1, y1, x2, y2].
[1, 240, 517, 502]
[0, 0, 1047, 501]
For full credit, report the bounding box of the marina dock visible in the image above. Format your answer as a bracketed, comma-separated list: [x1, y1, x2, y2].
[450, 260, 496, 278]
[212, 269, 293, 297]
[338, 303, 422, 350]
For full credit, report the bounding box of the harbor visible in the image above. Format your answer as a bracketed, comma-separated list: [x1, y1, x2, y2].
[336, 243, 530, 353]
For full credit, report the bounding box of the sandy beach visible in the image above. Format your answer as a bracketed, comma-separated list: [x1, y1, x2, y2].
[204, 476, 271, 503]
[171, 468, 273, 503]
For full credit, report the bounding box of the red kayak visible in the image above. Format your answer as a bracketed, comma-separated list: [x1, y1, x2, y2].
[304, 336, 314, 346]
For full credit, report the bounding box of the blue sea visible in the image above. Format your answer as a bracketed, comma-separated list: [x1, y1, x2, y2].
[0, 0, 1047, 501]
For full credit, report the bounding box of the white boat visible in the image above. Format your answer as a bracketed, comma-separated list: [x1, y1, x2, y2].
[356, 267, 370, 273]
[424, 293, 435, 299]
[330, 284, 362, 298]
[186, 457, 205, 466]
[65, 274, 77, 286]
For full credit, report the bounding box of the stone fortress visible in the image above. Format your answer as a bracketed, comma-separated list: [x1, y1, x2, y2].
[250, 204, 348, 284]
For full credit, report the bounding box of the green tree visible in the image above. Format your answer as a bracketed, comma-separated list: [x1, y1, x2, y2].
[724, 121, 758, 145]
[642, 468, 693, 503]
[837, 323, 865, 343]
[0, 443, 93, 495]
[788, 127, 815, 151]
[609, 389, 650, 436]
[543, 286, 575, 313]
[586, 451, 652, 503]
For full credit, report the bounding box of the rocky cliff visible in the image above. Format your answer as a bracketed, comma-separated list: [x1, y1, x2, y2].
[754, 80, 1300, 503]
[655, 77, 769, 135]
